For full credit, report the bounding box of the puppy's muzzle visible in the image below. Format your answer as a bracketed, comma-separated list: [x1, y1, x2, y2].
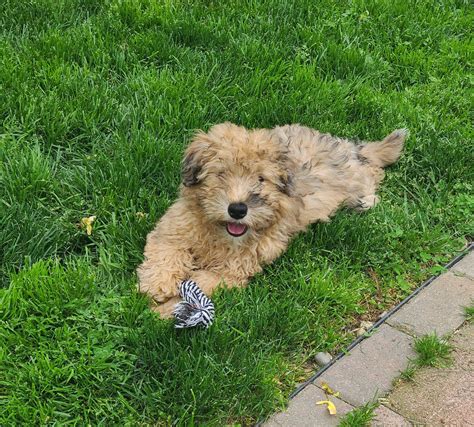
[228, 202, 248, 219]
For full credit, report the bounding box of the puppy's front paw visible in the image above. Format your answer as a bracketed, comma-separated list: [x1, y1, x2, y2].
[151, 297, 181, 319]
[138, 280, 177, 303]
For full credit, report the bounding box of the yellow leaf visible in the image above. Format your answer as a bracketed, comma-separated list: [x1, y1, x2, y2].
[321, 382, 340, 397]
[316, 400, 337, 415]
[81, 215, 96, 236]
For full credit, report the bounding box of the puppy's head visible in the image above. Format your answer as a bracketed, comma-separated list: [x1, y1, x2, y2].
[181, 122, 296, 240]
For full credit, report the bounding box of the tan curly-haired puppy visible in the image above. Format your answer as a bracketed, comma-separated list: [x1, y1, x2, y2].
[138, 123, 406, 317]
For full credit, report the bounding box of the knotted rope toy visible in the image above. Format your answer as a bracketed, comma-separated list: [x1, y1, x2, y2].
[173, 280, 215, 328]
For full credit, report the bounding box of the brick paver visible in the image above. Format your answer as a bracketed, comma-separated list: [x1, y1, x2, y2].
[387, 271, 473, 337]
[316, 324, 415, 407]
[264, 384, 354, 426]
[452, 250, 474, 279]
[388, 330, 474, 425]
[450, 321, 474, 370]
[371, 405, 410, 426]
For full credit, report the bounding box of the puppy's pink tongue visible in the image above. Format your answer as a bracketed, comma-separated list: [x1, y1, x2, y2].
[226, 222, 247, 236]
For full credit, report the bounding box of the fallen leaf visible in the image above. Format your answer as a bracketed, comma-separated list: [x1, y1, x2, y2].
[80, 215, 96, 236]
[316, 400, 337, 415]
[320, 382, 340, 397]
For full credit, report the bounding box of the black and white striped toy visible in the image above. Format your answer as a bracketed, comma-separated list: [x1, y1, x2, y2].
[173, 280, 215, 328]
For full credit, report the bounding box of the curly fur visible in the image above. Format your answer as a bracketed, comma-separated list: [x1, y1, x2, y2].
[138, 123, 406, 317]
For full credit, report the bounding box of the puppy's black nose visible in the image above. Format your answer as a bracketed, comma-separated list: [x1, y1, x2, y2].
[228, 203, 248, 219]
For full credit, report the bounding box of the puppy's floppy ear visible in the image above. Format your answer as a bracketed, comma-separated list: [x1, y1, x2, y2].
[277, 171, 295, 197]
[276, 151, 297, 197]
[181, 132, 211, 187]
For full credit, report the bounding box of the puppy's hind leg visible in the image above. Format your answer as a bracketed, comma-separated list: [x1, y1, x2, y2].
[299, 190, 348, 226]
[353, 194, 380, 212]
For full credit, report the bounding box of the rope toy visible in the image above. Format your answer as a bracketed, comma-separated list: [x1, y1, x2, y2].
[173, 280, 215, 328]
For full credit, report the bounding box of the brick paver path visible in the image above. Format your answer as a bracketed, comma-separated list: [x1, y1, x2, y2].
[265, 249, 474, 426]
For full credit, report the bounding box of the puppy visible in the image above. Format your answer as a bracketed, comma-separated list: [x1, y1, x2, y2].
[138, 123, 406, 317]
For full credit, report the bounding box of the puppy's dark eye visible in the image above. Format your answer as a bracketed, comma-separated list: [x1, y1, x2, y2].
[258, 175, 265, 183]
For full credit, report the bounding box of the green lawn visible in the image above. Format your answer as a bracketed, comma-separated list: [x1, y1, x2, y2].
[1, 0, 472, 424]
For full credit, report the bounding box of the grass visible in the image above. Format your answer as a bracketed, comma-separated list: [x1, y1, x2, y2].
[465, 304, 474, 322]
[338, 402, 377, 427]
[414, 334, 452, 368]
[398, 333, 452, 382]
[1, 0, 473, 424]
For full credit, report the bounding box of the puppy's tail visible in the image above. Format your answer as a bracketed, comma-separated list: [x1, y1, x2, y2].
[358, 129, 408, 168]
